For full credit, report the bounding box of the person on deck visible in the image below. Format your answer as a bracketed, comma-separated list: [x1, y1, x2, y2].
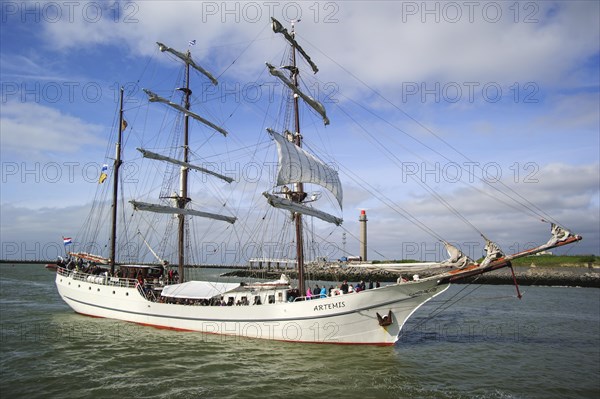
[313, 285, 320, 296]
[320, 286, 327, 298]
[340, 280, 349, 294]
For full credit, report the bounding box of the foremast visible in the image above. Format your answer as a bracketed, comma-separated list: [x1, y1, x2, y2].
[266, 18, 342, 296]
[290, 21, 306, 296]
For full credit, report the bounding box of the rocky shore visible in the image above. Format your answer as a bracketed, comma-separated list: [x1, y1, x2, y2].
[223, 264, 600, 288]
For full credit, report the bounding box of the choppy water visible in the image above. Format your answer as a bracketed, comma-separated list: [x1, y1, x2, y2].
[1, 263, 598, 398]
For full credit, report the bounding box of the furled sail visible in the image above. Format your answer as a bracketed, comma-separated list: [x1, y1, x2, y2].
[161, 281, 240, 299]
[143, 89, 229, 137]
[130, 201, 236, 224]
[137, 148, 233, 183]
[263, 192, 343, 226]
[156, 42, 218, 86]
[268, 128, 342, 208]
[271, 17, 319, 74]
[68, 252, 109, 264]
[480, 238, 504, 267]
[545, 223, 573, 247]
[440, 242, 470, 268]
[266, 63, 330, 126]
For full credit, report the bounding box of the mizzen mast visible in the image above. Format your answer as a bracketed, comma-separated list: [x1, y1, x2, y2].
[109, 87, 125, 275]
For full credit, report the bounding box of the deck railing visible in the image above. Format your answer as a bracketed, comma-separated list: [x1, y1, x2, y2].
[57, 267, 139, 288]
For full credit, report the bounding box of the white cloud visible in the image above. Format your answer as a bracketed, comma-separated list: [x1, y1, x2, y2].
[346, 162, 599, 258]
[534, 92, 600, 131]
[0, 101, 104, 157]
[31, 1, 599, 92]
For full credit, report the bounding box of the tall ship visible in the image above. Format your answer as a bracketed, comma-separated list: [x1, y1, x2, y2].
[55, 19, 582, 345]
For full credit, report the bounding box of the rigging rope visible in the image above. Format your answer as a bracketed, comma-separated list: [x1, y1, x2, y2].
[298, 34, 566, 230]
[400, 279, 485, 339]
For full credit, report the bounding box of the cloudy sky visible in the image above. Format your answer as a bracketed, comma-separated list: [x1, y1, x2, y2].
[1, 1, 598, 263]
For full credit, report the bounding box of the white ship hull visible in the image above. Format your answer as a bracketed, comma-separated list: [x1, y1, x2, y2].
[55, 269, 449, 345]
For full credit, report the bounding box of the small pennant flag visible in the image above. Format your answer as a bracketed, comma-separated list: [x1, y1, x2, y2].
[121, 118, 128, 131]
[99, 164, 108, 184]
[189, 39, 196, 46]
[63, 237, 72, 246]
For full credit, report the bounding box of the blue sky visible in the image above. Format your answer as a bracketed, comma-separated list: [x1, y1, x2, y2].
[1, 1, 599, 262]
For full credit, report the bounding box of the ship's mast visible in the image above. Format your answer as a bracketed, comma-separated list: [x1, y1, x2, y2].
[290, 21, 306, 297]
[109, 87, 124, 275]
[131, 43, 233, 277]
[177, 52, 192, 283]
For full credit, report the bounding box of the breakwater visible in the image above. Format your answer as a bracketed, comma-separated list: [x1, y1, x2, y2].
[223, 264, 600, 288]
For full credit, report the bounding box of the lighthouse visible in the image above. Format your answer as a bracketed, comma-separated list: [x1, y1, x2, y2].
[359, 210, 368, 262]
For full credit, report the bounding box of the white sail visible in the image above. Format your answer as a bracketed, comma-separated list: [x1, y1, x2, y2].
[263, 192, 343, 226]
[268, 128, 342, 208]
[545, 223, 573, 246]
[68, 252, 109, 264]
[143, 89, 229, 137]
[137, 148, 233, 183]
[266, 63, 330, 126]
[130, 200, 236, 224]
[156, 42, 218, 86]
[440, 242, 470, 268]
[480, 238, 504, 267]
[271, 17, 319, 74]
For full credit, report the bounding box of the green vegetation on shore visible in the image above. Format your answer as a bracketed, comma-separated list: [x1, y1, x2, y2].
[370, 255, 597, 267]
[510, 254, 596, 267]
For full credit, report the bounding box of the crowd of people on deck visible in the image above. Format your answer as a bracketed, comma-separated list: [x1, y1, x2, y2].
[304, 280, 382, 299]
[56, 256, 107, 275]
[157, 294, 257, 306]
[58, 256, 403, 306]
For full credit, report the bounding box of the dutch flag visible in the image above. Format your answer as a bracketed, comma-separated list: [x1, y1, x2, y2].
[189, 39, 196, 46]
[63, 237, 72, 246]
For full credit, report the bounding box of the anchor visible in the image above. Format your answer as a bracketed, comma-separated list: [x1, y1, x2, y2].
[376, 310, 393, 327]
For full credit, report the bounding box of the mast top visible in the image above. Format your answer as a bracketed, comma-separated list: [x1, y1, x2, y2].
[290, 19, 300, 33]
[271, 17, 319, 74]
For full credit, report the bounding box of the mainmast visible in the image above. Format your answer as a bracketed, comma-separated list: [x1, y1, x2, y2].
[290, 21, 306, 297]
[131, 41, 236, 282]
[177, 53, 192, 283]
[109, 87, 125, 275]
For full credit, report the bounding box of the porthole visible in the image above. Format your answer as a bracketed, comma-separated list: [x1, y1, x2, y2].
[68, 282, 71, 285]
[60, 279, 62, 282]
[126, 292, 129, 296]
[112, 291, 116, 294]
[89, 287, 91, 290]
[78, 284, 80, 288]
[97, 288, 100, 292]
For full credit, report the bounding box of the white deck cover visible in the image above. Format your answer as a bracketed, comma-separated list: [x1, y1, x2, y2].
[161, 281, 240, 299]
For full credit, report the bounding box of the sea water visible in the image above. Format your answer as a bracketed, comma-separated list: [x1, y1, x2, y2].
[1, 263, 598, 398]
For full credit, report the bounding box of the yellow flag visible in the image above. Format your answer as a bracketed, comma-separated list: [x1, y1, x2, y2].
[99, 172, 108, 184]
